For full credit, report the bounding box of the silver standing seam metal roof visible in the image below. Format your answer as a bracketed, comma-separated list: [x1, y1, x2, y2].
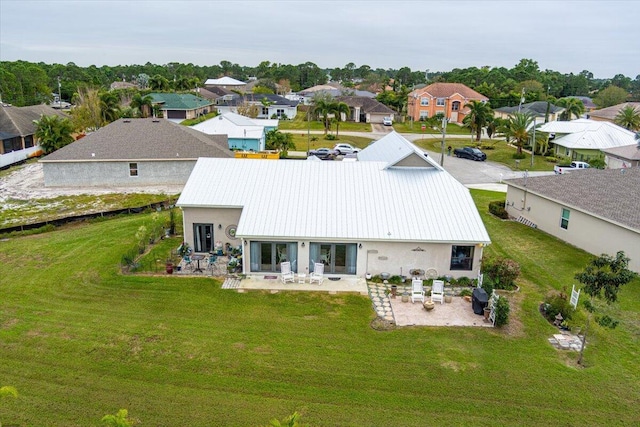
[178, 134, 490, 244]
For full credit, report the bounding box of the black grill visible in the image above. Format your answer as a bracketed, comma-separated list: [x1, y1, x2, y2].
[472, 288, 488, 315]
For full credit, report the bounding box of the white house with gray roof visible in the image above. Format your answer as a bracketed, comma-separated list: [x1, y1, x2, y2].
[504, 168, 640, 272]
[40, 118, 231, 187]
[177, 132, 490, 278]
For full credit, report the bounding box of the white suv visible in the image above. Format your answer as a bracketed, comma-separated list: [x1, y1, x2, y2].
[333, 143, 359, 155]
[383, 117, 393, 126]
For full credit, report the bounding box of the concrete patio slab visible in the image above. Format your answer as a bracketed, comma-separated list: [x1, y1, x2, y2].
[233, 275, 369, 295]
[390, 296, 492, 327]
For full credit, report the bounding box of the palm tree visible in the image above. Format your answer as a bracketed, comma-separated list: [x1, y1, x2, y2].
[33, 114, 75, 154]
[462, 100, 493, 141]
[557, 97, 585, 121]
[614, 105, 640, 131]
[130, 93, 153, 118]
[332, 101, 350, 137]
[505, 112, 534, 155]
[149, 74, 170, 91]
[100, 91, 121, 123]
[313, 96, 334, 135]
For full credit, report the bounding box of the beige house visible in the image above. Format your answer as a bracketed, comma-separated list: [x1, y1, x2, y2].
[588, 102, 640, 124]
[407, 83, 488, 125]
[177, 132, 490, 279]
[504, 168, 640, 272]
[603, 144, 640, 168]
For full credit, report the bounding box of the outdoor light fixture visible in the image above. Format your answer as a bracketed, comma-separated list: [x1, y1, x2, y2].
[244, 240, 247, 246]
[301, 242, 306, 247]
[218, 224, 222, 229]
[358, 243, 362, 249]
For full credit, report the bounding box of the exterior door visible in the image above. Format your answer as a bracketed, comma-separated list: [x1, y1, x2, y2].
[310, 243, 357, 274]
[193, 223, 213, 252]
[250, 242, 298, 272]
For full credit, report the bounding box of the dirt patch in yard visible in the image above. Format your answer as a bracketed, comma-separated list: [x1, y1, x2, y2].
[0, 162, 184, 203]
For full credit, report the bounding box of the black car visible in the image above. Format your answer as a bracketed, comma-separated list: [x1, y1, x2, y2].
[307, 147, 336, 160]
[453, 147, 487, 161]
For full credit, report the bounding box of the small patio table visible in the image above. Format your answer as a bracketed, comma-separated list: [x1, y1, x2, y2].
[191, 254, 205, 272]
[297, 273, 306, 284]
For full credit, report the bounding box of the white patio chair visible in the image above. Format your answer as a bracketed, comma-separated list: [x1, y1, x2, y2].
[431, 279, 445, 304]
[309, 263, 324, 284]
[411, 278, 425, 303]
[280, 261, 295, 284]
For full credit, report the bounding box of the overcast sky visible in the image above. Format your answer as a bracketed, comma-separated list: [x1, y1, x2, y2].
[1, 0, 639, 79]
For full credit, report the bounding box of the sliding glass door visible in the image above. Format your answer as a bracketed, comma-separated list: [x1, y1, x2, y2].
[309, 243, 357, 274]
[249, 242, 297, 272]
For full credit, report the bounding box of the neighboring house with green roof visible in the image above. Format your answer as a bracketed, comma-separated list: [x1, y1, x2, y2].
[149, 93, 214, 122]
[1, 103, 68, 168]
[504, 168, 640, 272]
[40, 118, 230, 187]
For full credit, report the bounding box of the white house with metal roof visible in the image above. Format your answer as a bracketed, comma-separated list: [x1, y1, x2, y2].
[192, 112, 267, 152]
[538, 119, 636, 161]
[177, 132, 491, 279]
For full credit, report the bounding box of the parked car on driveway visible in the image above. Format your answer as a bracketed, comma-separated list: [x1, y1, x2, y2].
[553, 161, 590, 174]
[383, 117, 393, 126]
[453, 146, 487, 161]
[333, 143, 360, 155]
[307, 147, 336, 160]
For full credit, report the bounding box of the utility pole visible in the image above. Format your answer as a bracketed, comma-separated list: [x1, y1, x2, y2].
[440, 98, 448, 166]
[530, 119, 536, 167]
[517, 87, 525, 112]
[306, 107, 310, 155]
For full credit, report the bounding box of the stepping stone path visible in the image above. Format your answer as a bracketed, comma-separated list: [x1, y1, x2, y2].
[367, 282, 412, 323]
[548, 331, 584, 351]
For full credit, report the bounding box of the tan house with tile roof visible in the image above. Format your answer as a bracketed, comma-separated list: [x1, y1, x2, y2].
[40, 118, 230, 187]
[588, 102, 640, 124]
[407, 83, 488, 125]
[602, 143, 640, 168]
[504, 168, 640, 272]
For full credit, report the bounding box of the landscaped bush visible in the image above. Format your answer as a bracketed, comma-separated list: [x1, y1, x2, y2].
[456, 276, 472, 287]
[545, 156, 558, 163]
[512, 152, 527, 159]
[488, 200, 509, 219]
[494, 296, 510, 327]
[324, 134, 336, 141]
[482, 256, 520, 290]
[459, 288, 473, 297]
[389, 275, 403, 285]
[542, 290, 575, 323]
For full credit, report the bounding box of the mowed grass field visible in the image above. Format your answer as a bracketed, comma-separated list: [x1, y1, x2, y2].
[1, 191, 639, 426]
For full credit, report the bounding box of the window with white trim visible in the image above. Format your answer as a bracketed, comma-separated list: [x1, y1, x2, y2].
[420, 97, 429, 106]
[560, 208, 570, 230]
[129, 162, 138, 177]
[436, 98, 446, 106]
[419, 111, 429, 120]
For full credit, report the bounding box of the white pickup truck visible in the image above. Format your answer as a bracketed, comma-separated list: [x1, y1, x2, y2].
[554, 161, 590, 174]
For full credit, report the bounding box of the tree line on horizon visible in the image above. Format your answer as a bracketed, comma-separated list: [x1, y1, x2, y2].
[1, 58, 639, 109]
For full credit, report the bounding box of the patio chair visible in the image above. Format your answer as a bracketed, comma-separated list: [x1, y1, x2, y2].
[431, 279, 445, 304]
[410, 278, 425, 303]
[182, 255, 193, 272]
[309, 263, 324, 284]
[280, 261, 295, 284]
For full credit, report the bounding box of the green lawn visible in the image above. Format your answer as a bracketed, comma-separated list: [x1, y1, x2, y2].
[1, 192, 638, 426]
[278, 112, 372, 133]
[392, 121, 473, 135]
[288, 133, 375, 153]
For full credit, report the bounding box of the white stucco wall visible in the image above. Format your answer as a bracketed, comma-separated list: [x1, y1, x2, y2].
[42, 160, 197, 187]
[181, 207, 243, 253]
[506, 187, 640, 272]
